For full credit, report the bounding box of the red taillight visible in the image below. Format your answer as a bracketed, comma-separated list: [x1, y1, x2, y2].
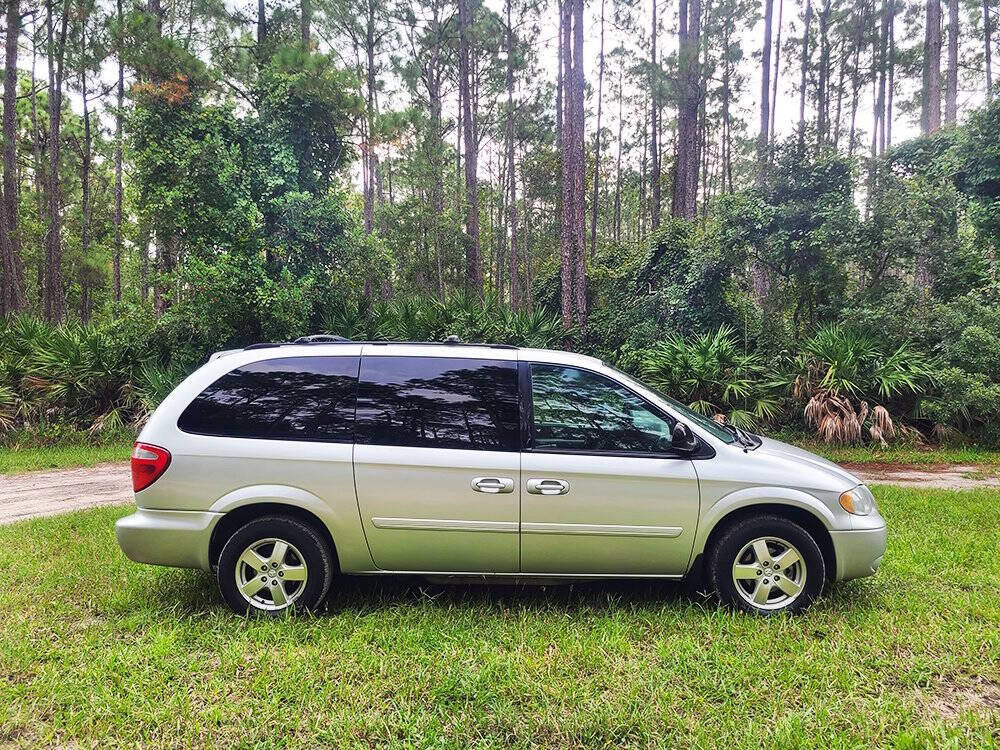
[131, 442, 171, 492]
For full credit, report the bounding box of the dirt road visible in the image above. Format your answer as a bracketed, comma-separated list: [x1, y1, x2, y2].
[844, 463, 1000, 491]
[0, 462, 132, 525]
[1, 460, 997, 525]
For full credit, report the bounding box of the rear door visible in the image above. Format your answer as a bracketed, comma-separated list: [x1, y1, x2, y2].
[519, 362, 701, 575]
[353, 350, 521, 572]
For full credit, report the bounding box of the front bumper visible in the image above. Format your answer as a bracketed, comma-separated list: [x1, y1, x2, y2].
[830, 524, 887, 581]
[115, 508, 223, 571]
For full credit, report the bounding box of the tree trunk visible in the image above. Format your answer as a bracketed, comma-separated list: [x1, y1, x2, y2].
[559, 0, 573, 330]
[613, 65, 624, 245]
[80, 28, 93, 321]
[363, 0, 377, 235]
[457, 0, 483, 294]
[1, 0, 25, 314]
[505, 0, 520, 308]
[833, 36, 846, 147]
[571, 0, 586, 328]
[428, 3, 445, 297]
[30, 19, 44, 303]
[875, 0, 890, 154]
[769, 0, 783, 149]
[750, 0, 768, 300]
[887, 0, 895, 145]
[520, 153, 532, 307]
[148, 0, 162, 33]
[817, 0, 831, 147]
[672, 0, 701, 221]
[113, 0, 124, 302]
[921, 0, 942, 133]
[639, 104, 648, 241]
[650, 0, 661, 230]
[723, 39, 733, 193]
[758, 0, 774, 179]
[588, 0, 606, 258]
[797, 0, 812, 154]
[847, 4, 864, 156]
[917, 0, 940, 285]
[301, 0, 311, 44]
[945, 0, 958, 124]
[986, 0, 993, 102]
[44, 0, 70, 323]
[556, 0, 563, 152]
[257, 0, 267, 52]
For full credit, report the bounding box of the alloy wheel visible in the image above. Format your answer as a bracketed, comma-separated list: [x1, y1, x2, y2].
[731, 536, 807, 611]
[234, 537, 309, 611]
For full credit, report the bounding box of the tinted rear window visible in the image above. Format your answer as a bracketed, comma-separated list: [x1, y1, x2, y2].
[354, 356, 519, 451]
[178, 356, 359, 442]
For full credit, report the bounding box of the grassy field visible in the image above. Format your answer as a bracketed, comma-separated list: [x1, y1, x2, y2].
[767, 431, 1000, 467]
[805, 443, 1000, 467]
[0, 486, 997, 748]
[0, 440, 133, 474]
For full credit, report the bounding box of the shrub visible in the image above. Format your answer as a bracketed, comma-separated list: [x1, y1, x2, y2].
[784, 325, 935, 444]
[640, 325, 779, 430]
[0, 315, 152, 435]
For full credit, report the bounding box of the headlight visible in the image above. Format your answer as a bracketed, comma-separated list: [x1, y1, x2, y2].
[839, 485, 875, 515]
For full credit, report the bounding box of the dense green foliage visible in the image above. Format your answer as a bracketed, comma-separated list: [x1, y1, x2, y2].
[6, 88, 1000, 446]
[3, 13, 1000, 447]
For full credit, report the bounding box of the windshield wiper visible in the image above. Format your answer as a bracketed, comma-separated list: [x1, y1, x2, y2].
[720, 422, 761, 450]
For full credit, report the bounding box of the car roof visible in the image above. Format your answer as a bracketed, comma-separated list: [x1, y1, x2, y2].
[210, 340, 603, 369]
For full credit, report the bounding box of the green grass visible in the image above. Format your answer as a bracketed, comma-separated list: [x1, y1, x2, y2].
[0, 440, 132, 474]
[1, 487, 998, 748]
[798, 442, 1000, 467]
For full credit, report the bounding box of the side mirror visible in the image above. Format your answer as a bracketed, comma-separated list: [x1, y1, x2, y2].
[671, 422, 697, 453]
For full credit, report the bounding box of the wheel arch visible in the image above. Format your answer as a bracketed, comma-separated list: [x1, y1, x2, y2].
[693, 494, 838, 584]
[209, 502, 339, 571]
[205, 483, 375, 572]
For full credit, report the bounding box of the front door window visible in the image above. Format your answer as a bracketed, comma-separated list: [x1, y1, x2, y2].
[530, 364, 675, 454]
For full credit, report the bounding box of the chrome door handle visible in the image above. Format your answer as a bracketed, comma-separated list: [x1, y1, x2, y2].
[526, 478, 570, 495]
[471, 476, 514, 494]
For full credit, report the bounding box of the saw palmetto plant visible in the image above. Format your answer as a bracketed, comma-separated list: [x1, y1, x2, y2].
[0, 315, 151, 437]
[640, 325, 780, 430]
[787, 325, 935, 445]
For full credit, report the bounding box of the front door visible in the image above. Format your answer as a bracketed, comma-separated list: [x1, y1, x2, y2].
[353, 351, 521, 573]
[519, 363, 701, 575]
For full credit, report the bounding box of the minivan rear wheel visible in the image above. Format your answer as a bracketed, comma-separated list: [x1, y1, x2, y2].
[708, 514, 825, 615]
[217, 516, 333, 616]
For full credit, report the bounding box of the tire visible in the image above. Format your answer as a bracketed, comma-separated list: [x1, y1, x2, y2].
[708, 514, 825, 615]
[217, 515, 334, 616]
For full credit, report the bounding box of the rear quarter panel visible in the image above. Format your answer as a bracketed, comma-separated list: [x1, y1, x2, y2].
[136, 346, 376, 572]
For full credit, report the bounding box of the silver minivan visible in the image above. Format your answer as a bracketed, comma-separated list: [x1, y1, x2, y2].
[116, 339, 886, 616]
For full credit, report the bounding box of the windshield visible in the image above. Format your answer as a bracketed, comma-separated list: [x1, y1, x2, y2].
[607, 366, 737, 444]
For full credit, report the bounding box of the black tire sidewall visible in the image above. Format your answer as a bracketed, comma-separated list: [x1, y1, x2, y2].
[709, 514, 826, 615]
[217, 516, 333, 616]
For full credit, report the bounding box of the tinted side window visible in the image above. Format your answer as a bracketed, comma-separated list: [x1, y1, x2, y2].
[178, 356, 359, 442]
[530, 364, 675, 453]
[355, 356, 519, 451]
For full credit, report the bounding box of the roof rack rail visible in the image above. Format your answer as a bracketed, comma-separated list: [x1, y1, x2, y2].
[244, 342, 283, 350]
[240, 338, 518, 352]
[366, 340, 517, 350]
[293, 334, 351, 344]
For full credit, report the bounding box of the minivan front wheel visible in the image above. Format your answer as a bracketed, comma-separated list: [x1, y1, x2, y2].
[217, 516, 333, 616]
[709, 515, 825, 615]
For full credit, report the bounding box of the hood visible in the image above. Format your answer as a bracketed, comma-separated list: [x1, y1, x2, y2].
[755, 436, 862, 488]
